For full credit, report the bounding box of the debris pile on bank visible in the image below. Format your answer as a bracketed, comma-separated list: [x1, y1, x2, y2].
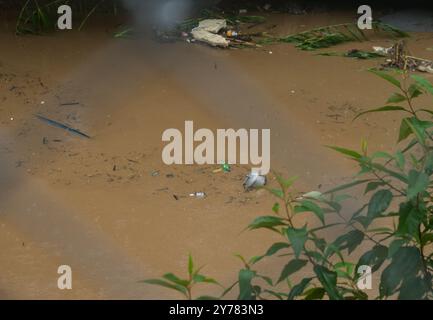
[374, 41, 433, 74]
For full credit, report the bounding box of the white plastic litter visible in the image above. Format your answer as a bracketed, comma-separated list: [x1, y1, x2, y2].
[191, 29, 229, 47]
[195, 19, 227, 33]
[191, 19, 229, 48]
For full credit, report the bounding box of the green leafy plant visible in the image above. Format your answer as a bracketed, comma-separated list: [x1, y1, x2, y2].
[142, 68, 433, 300]
[261, 22, 408, 50]
[140, 254, 221, 300]
[15, 0, 120, 34]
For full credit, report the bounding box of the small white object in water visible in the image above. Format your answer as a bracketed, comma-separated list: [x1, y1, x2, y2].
[243, 171, 267, 191]
[372, 46, 391, 55]
[190, 192, 206, 198]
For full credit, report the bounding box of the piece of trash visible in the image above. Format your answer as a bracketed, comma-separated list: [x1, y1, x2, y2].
[226, 30, 238, 37]
[60, 102, 80, 106]
[319, 49, 385, 59]
[191, 29, 229, 48]
[380, 41, 433, 73]
[40, 101, 45, 104]
[195, 19, 227, 33]
[191, 19, 229, 48]
[373, 46, 392, 55]
[35, 114, 91, 139]
[269, 51, 273, 54]
[151, 170, 160, 177]
[221, 163, 231, 172]
[189, 192, 206, 198]
[243, 171, 267, 191]
[239, 9, 248, 14]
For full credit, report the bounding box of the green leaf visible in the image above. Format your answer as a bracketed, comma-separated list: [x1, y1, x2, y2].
[314, 265, 343, 300]
[140, 279, 188, 296]
[371, 151, 393, 159]
[403, 117, 426, 146]
[398, 276, 429, 300]
[324, 179, 370, 195]
[408, 83, 423, 99]
[326, 145, 362, 159]
[277, 259, 308, 283]
[272, 202, 280, 214]
[411, 74, 433, 95]
[395, 151, 405, 170]
[188, 254, 194, 276]
[371, 163, 408, 183]
[163, 273, 190, 287]
[265, 242, 290, 256]
[352, 106, 408, 121]
[380, 246, 422, 297]
[397, 201, 426, 239]
[196, 295, 220, 300]
[424, 151, 433, 175]
[304, 287, 326, 300]
[333, 229, 364, 254]
[275, 174, 298, 189]
[257, 275, 273, 286]
[369, 68, 401, 89]
[238, 269, 256, 300]
[286, 226, 308, 258]
[250, 242, 290, 265]
[269, 188, 284, 199]
[407, 170, 429, 200]
[248, 216, 286, 231]
[287, 277, 312, 300]
[193, 274, 219, 285]
[367, 189, 393, 221]
[398, 117, 412, 142]
[386, 93, 407, 103]
[364, 181, 386, 194]
[294, 200, 325, 224]
[388, 239, 406, 258]
[356, 245, 388, 274]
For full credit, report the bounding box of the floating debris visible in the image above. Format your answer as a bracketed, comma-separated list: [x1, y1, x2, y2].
[191, 19, 229, 48]
[267, 22, 408, 50]
[318, 49, 385, 59]
[60, 102, 80, 106]
[35, 114, 91, 139]
[221, 163, 231, 172]
[378, 41, 433, 73]
[189, 192, 206, 198]
[243, 171, 267, 191]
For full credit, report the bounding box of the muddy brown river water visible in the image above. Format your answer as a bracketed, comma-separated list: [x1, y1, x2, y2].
[1, 11, 433, 299]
